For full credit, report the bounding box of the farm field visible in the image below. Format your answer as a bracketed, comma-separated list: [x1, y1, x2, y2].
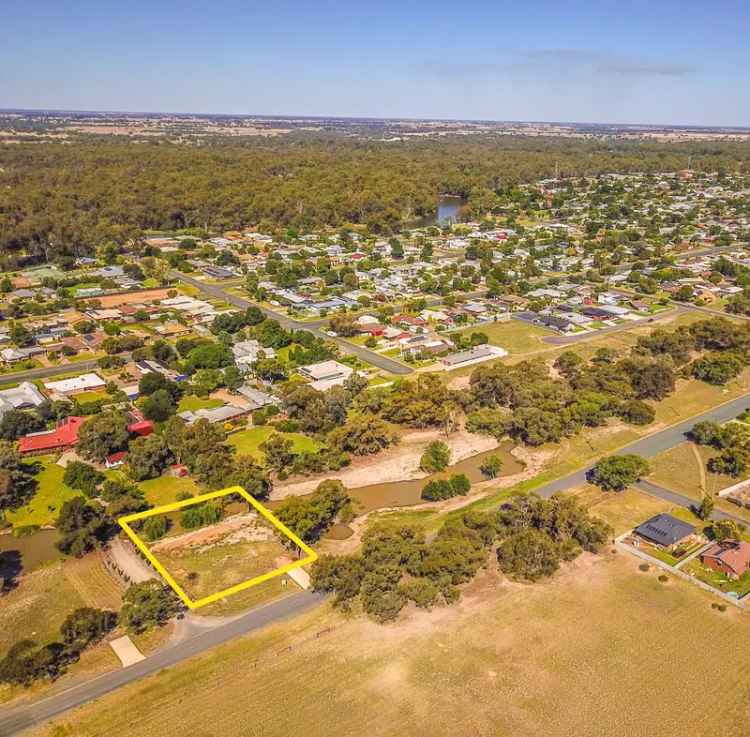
[28, 553, 750, 737]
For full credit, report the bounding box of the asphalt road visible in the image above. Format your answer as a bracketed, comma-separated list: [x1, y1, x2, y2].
[533, 391, 750, 506]
[0, 591, 325, 737]
[537, 307, 684, 345]
[171, 271, 413, 375]
[0, 359, 102, 387]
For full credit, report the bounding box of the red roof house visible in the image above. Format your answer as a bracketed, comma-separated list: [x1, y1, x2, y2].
[18, 416, 86, 455]
[701, 540, 750, 579]
[127, 420, 154, 437]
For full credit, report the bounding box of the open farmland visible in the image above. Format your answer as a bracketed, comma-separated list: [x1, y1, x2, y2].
[27, 553, 750, 737]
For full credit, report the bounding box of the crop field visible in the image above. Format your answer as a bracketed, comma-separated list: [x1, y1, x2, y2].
[30, 553, 750, 737]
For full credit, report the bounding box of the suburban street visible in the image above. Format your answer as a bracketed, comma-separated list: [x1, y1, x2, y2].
[171, 271, 414, 375]
[0, 359, 102, 387]
[534, 391, 750, 524]
[0, 592, 325, 737]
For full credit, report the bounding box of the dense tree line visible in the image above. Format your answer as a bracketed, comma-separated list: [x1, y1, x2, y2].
[311, 493, 610, 622]
[3, 136, 750, 260]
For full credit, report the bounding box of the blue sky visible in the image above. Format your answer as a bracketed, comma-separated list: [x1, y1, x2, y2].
[1, 0, 748, 125]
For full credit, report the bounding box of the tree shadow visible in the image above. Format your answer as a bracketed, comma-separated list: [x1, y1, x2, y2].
[0, 549, 23, 593]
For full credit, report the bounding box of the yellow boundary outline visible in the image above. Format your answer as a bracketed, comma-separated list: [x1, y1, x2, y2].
[118, 486, 317, 610]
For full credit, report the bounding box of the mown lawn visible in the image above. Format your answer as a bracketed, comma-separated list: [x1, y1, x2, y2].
[5, 456, 82, 529]
[451, 319, 555, 356]
[227, 426, 320, 461]
[177, 395, 224, 412]
[138, 475, 200, 507]
[683, 559, 750, 597]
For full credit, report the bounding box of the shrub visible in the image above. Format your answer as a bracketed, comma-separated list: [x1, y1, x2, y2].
[180, 502, 222, 530]
[419, 441, 451, 473]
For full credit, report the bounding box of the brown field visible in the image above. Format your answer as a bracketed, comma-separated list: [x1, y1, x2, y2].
[29, 552, 750, 737]
[88, 288, 172, 308]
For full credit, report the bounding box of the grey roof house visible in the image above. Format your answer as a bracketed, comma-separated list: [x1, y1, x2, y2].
[634, 514, 695, 549]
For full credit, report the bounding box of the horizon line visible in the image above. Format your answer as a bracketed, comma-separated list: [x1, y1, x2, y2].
[2, 107, 750, 132]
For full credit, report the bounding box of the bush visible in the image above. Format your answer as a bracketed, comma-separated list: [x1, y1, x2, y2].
[119, 581, 182, 634]
[419, 441, 451, 473]
[142, 516, 168, 541]
[180, 502, 222, 530]
[400, 578, 439, 609]
[479, 455, 503, 479]
[421, 474, 471, 501]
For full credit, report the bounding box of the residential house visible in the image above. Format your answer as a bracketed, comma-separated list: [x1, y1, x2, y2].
[633, 514, 696, 550]
[700, 540, 750, 579]
[298, 360, 353, 391]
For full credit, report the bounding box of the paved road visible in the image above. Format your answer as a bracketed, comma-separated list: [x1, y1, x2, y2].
[633, 479, 748, 525]
[537, 307, 684, 346]
[172, 271, 413, 375]
[0, 359, 101, 387]
[0, 591, 325, 737]
[533, 391, 750, 520]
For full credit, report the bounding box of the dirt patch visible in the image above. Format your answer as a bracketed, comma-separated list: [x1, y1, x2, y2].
[88, 288, 172, 308]
[273, 427, 499, 499]
[149, 512, 273, 554]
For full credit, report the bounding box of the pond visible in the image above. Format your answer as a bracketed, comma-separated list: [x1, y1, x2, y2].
[415, 195, 467, 227]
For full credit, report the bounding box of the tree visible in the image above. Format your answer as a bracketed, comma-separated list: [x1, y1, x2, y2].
[692, 353, 744, 385]
[260, 433, 295, 472]
[194, 446, 235, 489]
[127, 434, 173, 481]
[0, 442, 36, 512]
[689, 421, 722, 446]
[327, 414, 397, 456]
[275, 480, 349, 543]
[56, 498, 110, 557]
[496, 528, 561, 581]
[588, 454, 650, 492]
[60, 607, 116, 649]
[618, 399, 655, 426]
[77, 411, 130, 463]
[712, 518, 746, 542]
[181, 501, 222, 529]
[141, 389, 176, 422]
[119, 581, 181, 634]
[0, 409, 44, 441]
[420, 441, 451, 473]
[696, 494, 715, 521]
[142, 516, 168, 541]
[63, 461, 104, 496]
[479, 455, 503, 479]
[226, 456, 272, 499]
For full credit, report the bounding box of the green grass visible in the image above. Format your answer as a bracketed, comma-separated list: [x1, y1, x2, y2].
[450, 319, 555, 356]
[138, 475, 200, 507]
[74, 390, 110, 404]
[227, 426, 320, 461]
[683, 559, 750, 597]
[177, 395, 224, 412]
[5, 457, 82, 529]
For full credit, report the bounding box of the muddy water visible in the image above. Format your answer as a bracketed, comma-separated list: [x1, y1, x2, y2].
[344, 442, 522, 515]
[0, 528, 61, 575]
[267, 441, 522, 528]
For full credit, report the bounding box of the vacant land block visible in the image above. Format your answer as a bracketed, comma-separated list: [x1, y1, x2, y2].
[30, 554, 750, 737]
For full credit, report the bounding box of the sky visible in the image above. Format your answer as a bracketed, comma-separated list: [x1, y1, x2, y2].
[1, 0, 749, 126]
